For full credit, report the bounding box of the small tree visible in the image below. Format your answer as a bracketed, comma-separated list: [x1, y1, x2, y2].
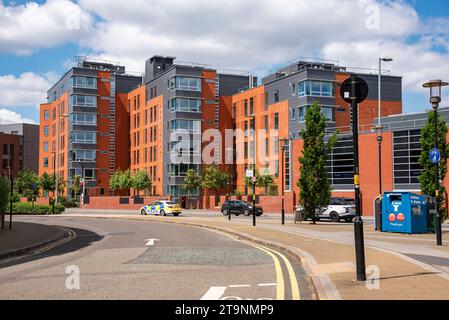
[109, 170, 132, 195]
[40, 172, 55, 197]
[182, 169, 201, 208]
[72, 174, 82, 200]
[0, 176, 9, 229]
[202, 165, 229, 200]
[298, 102, 338, 223]
[244, 169, 274, 195]
[419, 110, 449, 222]
[15, 169, 39, 201]
[132, 170, 152, 196]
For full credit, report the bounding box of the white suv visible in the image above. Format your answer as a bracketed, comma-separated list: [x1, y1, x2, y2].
[296, 198, 355, 222]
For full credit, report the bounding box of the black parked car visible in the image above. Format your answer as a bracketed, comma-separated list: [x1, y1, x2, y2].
[221, 200, 263, 217]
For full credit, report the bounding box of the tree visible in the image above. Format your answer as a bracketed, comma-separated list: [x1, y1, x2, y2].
[109, 170, 132, 194]
[72, 174, 82, 200]
[15, 169, 39, 201]
[419, 110, 449, 222]
[0, 176, 9, 229]
[132, 170, 152, 196]
[40, 172, 55, 197]
[202, 165, 229, 198]
[182, 169, 201, 208]
[298, 102, 338, 223]
[244, 169, 274, 195]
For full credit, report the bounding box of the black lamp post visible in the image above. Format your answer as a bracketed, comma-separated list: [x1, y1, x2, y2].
[226, 147, 234, 221]
[280, 138, 289, 225]
[423, 79, 448, 246]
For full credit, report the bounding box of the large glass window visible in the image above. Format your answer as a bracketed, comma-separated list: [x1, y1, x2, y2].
[70, 94, 97, 107]
[43, 142, 49, 152]
[72, 76, 97, 89]
[44, 126, 49, 136]
[70, 113, 97, 125]
[393, 129, 422, 188]
[44, 110, 50, 121]
[72, 131, 96, 144]
[170, 98, 202, 112]
[298, 80, 334, 97]
[170, 76, 201, 91]
[298, 105, 334, 122]
[170, 119, 201, 133]
[169, 164, 200, 177]
[326, 134, 354, 188]
[72, 149, 96, 161]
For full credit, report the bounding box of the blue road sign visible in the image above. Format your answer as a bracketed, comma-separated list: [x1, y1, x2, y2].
[430, 148, 441, 164]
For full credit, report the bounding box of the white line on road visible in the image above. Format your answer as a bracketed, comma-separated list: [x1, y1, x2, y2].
[257, 283, 277, 287]
[201, 286, 227, 300]
[144, 239, 160, 246]
[228, 284, 251, 288]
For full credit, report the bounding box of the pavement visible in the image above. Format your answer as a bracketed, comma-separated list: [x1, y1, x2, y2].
[0, 216, 311, 300]
[60, 209, 449, 299]
[0, 221, 67, 259]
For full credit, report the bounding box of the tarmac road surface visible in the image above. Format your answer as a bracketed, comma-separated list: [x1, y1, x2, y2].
[0, 216, 314, 300]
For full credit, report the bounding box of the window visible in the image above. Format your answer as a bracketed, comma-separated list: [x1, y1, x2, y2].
[70, 113, 97, 125]
[170, 98, 202, 112]
[249, 98, 254, 115]
[72, 131, 96, 144]
[72, 76, 97, 89]
[274, 90, 279, 103]
[274, 113, 279, 129]
[244, 100, 248, 116]
[170, 76, 201, 91]
[298, 105, 333, 122]
[298, 80, 334, 97]
[44, 110, 49, 121]
[170, 119, 201, 133]
[44, 126, 49, 137]
[72, 150, 96, 161]
[71, 95, 97, 107]
[326, 134, 354, 187]
[292, 83, 296, 95]
[43, 157, 49, 168]
[84, 169, 95, 179]
[264, 115, 268, 129]
[291, 108, 296, 120]
[43, 142, 49, 152]
[393, 130, 422, 188]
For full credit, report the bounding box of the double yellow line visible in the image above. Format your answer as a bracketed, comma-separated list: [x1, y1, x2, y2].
[212, 229, 300, 300]
[0, 227, 76, 265]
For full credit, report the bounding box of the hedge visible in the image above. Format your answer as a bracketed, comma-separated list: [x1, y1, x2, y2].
[7, 202, 65, 215]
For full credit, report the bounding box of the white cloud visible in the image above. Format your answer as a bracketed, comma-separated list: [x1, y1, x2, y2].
[0, 108, 36, 124]
[0, 72, 51, 108]
[78, 0, 420, 72]
[0, 0, 92, 54]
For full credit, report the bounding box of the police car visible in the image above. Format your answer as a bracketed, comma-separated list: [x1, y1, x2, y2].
[140, 200, 182, 216]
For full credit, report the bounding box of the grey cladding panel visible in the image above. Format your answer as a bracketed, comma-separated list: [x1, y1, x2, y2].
[219, 74, 251, 96]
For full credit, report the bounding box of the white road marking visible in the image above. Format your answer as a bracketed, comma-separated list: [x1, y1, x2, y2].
[144, 239, 160, 246]
[229, 284, 251, 288]
[201, 286, 227, 300]
[257, 283, 277, 287]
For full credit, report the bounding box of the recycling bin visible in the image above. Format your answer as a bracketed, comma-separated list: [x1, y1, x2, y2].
[381, 192, 428, 234]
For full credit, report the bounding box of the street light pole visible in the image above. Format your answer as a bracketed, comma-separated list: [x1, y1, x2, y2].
[423, 80, 448, 246]
[376, 58, 393, 200]
[280, 138, 288, 225]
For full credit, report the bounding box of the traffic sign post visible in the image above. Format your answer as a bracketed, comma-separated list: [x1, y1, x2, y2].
[340, 75, 368, 281]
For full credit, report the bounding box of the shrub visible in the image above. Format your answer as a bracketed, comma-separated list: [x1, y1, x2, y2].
[8, 202, 65, 215]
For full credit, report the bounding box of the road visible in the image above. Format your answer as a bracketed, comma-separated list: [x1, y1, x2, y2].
[0, 216, 314, 300]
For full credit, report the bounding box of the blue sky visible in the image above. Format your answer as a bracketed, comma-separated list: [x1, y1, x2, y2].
[0, 0, 448, 124]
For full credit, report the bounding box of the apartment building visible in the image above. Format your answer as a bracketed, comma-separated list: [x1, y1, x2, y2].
[0, 133, 20, 178]
[39, 58, 142, 198]
[233, 58, 403, 200]
[0, 123, 39, 174]
[129, 56, 254, 205]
